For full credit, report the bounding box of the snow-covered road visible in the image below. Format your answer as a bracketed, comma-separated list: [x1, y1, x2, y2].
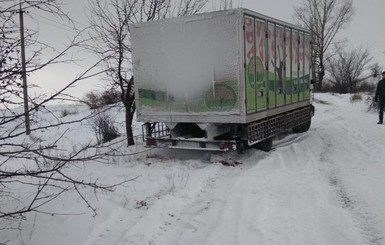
[83, 94, 385, 245]
[4, 93, 385, 245]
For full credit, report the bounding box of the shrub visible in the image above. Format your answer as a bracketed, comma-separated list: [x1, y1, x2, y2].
[320, 81, 376, 94]
[350, 94, 362, 103]
[84, 89, 121, 109]
[91, 112, 120, 143]
[357, 81, 376, 93]
[84, 91, 101, 109]
[101, 89, 121, 106]
[60, 108, 78, 118]
[366, 95, 380, 112]
[320, 82, 335, 93]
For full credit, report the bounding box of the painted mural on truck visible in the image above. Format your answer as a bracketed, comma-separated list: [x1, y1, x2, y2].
[304, 33, 311, 99]
[244, 16, 311, 113]
[138, 80, 238, 114]
[245, 17, 256, 112]
[267, 23, 276, 108]
[285, 27, 292, 104]
[299, 32, 305, 101]
[271, 24, 285, 107]
[291, 30, 299, 103]
[255, 19, 267, 110]
[245, 17, 267, 112]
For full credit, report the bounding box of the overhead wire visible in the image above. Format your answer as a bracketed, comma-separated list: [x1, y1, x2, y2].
[28, 12, 87, 34]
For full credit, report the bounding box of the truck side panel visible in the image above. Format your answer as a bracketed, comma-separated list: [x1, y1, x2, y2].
[304, 33, 311, 100]
[243, 12, 311, 122]
[285, 27, 292, 105]
[267, 22, 276, 109]
[244, 16, 256, 113]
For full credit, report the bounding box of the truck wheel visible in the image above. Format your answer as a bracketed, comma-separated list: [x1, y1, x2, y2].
[292, 119, 311, 133]
[255, 137, 273, 152]
[236, 140, 247, 154]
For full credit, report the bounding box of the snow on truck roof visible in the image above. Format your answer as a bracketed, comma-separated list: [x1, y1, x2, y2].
[131, 8, 309, 33]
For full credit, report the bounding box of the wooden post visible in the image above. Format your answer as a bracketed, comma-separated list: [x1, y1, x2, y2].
[19, 2, 31, 135]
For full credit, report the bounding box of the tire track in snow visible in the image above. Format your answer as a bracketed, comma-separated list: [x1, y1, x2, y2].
[155, 152, 270, 245]
[325, 159, 384, 245]
[84, 95, 385, 245]
[82, 161, 220, 245]
[180, 136, 366, 245]
[115, 150, 272, 245]
[328, 169, 384, 245]
[265, 135, 365, 244]
[177, 154, 272, 245]
[174, 154, 272, 245]
[114, 162, 250, 245]
[314, 104, 385, 245]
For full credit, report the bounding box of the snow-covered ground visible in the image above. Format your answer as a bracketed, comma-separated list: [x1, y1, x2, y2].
[2, 93, 385, 245]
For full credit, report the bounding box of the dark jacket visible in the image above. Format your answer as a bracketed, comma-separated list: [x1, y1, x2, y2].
[375, 79, 385, 101]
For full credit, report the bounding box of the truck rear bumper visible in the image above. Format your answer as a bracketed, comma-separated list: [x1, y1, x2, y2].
[145, 137, 237, 152]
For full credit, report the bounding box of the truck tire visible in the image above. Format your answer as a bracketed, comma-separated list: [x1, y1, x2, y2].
[236, 140, 247, 154]
[255, 137, 273, 152]
[292, 119, 311, 133]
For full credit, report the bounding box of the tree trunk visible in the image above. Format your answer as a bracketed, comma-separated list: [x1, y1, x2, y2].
[317, 79, 323, 92]
[317, 58, 324, 92]
[124, 103, 135, 146]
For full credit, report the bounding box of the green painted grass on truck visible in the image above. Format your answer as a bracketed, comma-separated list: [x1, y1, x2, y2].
[139, 81, 238, 113]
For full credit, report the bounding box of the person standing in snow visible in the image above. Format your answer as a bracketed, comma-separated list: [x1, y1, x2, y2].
[374, 71, 385, 124]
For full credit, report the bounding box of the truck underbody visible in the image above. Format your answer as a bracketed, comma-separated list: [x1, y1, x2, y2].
[142, 105, 315, 152]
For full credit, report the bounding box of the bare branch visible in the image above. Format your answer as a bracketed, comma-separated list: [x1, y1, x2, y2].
[1, 0, 140, 228]
[294, 0, 354, 91]
[325, 46, 374, 93]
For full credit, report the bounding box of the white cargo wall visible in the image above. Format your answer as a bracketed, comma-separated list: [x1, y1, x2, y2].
[132, 10, 243, 123]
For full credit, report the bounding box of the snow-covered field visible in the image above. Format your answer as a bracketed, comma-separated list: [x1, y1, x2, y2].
[2, 93, 385, 245]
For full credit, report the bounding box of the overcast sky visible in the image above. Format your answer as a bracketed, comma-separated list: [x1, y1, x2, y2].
[27, 0, 385, 98]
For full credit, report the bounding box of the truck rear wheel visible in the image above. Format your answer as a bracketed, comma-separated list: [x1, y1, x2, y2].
[236, 140, 248, 154]
[254, 137, 273, 152]
[292, 119, 311, 133]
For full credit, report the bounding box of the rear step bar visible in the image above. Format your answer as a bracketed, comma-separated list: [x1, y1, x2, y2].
[145, 136, 237, 152]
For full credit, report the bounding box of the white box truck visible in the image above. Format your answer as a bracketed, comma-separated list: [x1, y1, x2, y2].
[131, 8, 314, 152]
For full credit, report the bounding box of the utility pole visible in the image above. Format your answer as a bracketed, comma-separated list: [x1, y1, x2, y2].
[18, 2, 31, 135]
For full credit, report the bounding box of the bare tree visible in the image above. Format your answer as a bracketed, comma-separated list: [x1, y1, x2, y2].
[0, 61, 127, 229]
[86, 0, 208, 146]
[219, 0, 233, 10]
[294, 0, 354, 91]
[325, 46, 379, 93]
[1, 0, 73, 111]
[210, 0, 234, 10]
[0, 1, 132, 236]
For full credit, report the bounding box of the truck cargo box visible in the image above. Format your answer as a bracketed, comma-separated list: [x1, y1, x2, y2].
[131, 8, 312, 125]
[132, 8, 313, 152]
